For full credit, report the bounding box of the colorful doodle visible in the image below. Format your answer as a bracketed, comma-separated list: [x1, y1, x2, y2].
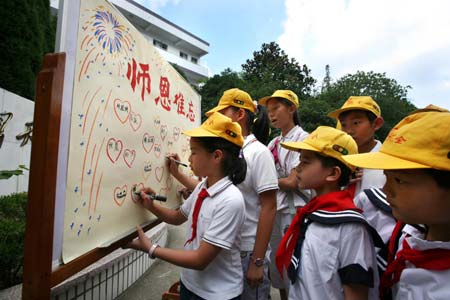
[63, 0, 200, 264]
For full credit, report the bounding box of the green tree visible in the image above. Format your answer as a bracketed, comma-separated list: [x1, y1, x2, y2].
[299, 98, 335, 133]
[0, 192, 27, 289]
[241, 42, 316, 100]
[199, 68, 246, 121]
[316, 70, 416, 140]
[0, 0, 56, 100]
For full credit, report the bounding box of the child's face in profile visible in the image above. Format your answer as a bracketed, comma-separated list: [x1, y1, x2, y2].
[339, 111, 378, 153]
[188, 138, 215, 178]
[295, 150, 331, 193]
[383, 169, 450, 226]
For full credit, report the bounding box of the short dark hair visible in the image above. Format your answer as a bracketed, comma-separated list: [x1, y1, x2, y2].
[426, 169, 450, 189]
[313, 152, 352, 187]
[339, 109, 377, 123]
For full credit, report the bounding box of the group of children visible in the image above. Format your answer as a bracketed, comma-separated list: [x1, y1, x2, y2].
[127, 88, 450, 300]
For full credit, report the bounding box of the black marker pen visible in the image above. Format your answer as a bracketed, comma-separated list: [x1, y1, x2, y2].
[133, 191, 167, 202]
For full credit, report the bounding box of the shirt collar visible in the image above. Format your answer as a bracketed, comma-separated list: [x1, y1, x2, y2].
[198, 176, 233, 198]
[281, 125, 300, 140]
[403, 224, 450, 251]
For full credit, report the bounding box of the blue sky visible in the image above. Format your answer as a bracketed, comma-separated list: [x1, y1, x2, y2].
[135, 0, 450, 110]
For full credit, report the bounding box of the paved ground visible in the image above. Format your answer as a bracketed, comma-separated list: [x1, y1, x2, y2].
[116, 224, 281, 300]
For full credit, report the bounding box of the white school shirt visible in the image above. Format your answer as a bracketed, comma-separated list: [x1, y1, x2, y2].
[355, 140, 386, 196]
[354, 188, 396, 245]
[238, 134, 279, 251]
[289, 222, 379, 300]
[180, 177, 246, 299]
[267, 125, 310, 211]
[391, 225, 450, 300]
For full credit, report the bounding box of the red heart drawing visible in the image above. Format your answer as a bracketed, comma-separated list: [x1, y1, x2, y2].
[142, 161, 152, 181]
[166, 139, 174, 149]
[113, 184, 128, 206]
[155, 166, 164, 182]
[130, 182, 145, 203]
[129, 111, 142, 131]
[160, 125, 168, 141]
[166, 175, 173, 189]
[113, 98, 131, 124]
[106, 138, 123, 163]
[153, 116, 161, 128]
[123, 149, 136, 168]
[173, 127, 181, 141]
[142, 133, 155, 153]
[181, 144, 188, 157]
[154, 144, 162, 158]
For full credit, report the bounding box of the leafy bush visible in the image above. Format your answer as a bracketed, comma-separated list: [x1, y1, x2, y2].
[0, 192, 27, 289]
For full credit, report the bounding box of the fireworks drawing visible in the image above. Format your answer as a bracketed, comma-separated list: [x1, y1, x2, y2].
[78, 6, 135, 82]
[94, 11, 125, 54]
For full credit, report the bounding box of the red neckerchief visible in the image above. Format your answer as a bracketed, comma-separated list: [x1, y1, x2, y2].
[184, 188, 209, 246]
[380, 224, 450, 299]
[269, 137, 280, 165]
[275, 189, 362, 276]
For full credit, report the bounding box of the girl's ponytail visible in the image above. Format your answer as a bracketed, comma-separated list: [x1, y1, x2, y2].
[197, 137, 247, 185]
[250, 105, 271, 145]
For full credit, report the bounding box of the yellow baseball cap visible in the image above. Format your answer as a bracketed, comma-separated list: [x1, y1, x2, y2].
[328, 96, 381, 119]
[281, 126, 358, 170]
[258, 90, 299, 108]
[183, 112, 244, 147]
[342, 110, 450, 171]
[205, 88, 256, 116]
[408, 104, 449, 115]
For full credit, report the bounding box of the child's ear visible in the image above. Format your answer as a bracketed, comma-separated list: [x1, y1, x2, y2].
[373, 117, 384, 130]
[232, 108, 246, 123]
[288, 104, 297, 114]
[326, 166, 342, 183]
[213, 149, 224, 161]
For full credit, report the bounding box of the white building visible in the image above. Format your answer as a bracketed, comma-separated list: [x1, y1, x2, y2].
[50, 0, 210, 85]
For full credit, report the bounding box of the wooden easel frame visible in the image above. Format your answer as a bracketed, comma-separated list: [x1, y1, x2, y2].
[22, 52, 162, 299]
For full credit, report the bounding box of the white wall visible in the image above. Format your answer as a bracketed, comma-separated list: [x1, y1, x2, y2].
[0, 88, 34, 196]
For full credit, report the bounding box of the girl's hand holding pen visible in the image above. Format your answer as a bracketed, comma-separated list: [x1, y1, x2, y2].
[166, 153, 184, 175]
[136, 187, 157, 210]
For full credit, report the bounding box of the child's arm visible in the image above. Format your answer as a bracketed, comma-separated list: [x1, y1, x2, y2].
[127, 225, 221, 270]
[166, 153, 199, 191]
[138, 188, 187, 225]
[343, 284, 369, 300]
[339, 225, 374, 300]
[246, 189, 277, 288]
[278, 168, 298, 191]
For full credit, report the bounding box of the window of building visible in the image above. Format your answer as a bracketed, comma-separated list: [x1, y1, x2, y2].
[191, 57, 198, 64]
[179, 51, 188, 59]
[153, 39, 167, 50]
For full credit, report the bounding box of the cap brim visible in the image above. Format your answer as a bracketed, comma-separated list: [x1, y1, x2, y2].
[328, 107, 380, 119]
[183, 127, 217, 138]
[327, 108, 349, 119]
[281, 141, 319, 153]
[282, 141, 356, 171]
[342, 151, 431, 170]
[205, 104, 228, 117]
[258, 96, 274, 106]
